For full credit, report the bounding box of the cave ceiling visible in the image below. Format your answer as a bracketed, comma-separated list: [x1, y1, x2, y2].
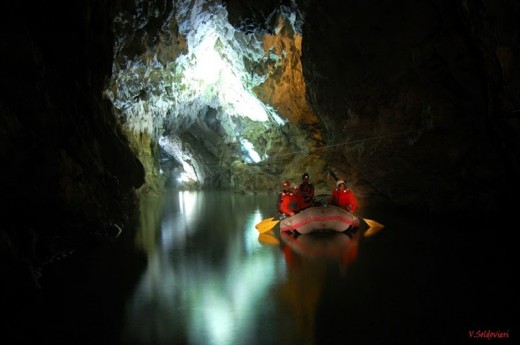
[107, 0, 322, 194]
[105, 0, 519, 213]
[2, 0, 516, 216]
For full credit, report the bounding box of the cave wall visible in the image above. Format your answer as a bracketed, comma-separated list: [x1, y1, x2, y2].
[107, 0, 327, 194]
[1, 0, 519, 295]
[301, 0, 520, 214]
[218, 0, 520, 213]
[0, 1, 144, 291]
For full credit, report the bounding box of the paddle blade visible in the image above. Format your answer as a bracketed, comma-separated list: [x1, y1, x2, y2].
[364, 226, 384, 237]
[363, 218, 384, 237]
[364, 218, 384, 230]
[255, 217, 275, 230]
[256, 219, 280, 233]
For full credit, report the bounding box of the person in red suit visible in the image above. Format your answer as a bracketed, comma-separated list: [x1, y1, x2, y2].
[329, 180, 358, 213]
[276, 180, 292, 215]
[279, 183, 302, 217]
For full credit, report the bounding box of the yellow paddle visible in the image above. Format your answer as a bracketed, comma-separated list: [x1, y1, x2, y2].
[363, 218, 384, 229]
[363, 218, 385, 237]
[255, 218, 280, 233]
[255, 217, 274, 226]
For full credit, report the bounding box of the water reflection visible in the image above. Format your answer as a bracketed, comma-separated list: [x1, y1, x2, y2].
[11, 192, 509, 344]
[115, 192, 510, 344]
[122, 191, 286, 345]
[276, 230, 360, 343]
[280, 230, 360, 273]
[123, 191, 379, 344]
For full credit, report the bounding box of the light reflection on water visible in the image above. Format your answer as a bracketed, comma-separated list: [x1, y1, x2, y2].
[122, 191, 289, 345]
[9, 191, 511, 344]
[116, 191, 513, 345]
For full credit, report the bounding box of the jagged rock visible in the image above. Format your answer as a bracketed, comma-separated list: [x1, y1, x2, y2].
[1, 0, 519, 299]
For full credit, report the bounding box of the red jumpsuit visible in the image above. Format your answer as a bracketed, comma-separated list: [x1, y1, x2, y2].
[279, 192, 301, 216]
[329, 188, 358, 212]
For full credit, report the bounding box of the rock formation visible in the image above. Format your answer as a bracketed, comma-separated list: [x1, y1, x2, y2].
[1, 0, 518, 298]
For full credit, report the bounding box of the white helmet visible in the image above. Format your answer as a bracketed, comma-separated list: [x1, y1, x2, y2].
[336, 180, 345, 187]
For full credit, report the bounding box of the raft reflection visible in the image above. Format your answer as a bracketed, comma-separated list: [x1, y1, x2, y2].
[277, 230, 360, 342]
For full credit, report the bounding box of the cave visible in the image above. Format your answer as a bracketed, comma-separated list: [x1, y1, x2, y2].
[1, 0, 518, 343]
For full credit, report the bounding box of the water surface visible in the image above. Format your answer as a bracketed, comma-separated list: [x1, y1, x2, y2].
[10, 190, 513, 345]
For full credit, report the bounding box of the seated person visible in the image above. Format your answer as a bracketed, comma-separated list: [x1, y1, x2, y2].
[276, 180, 291, 215]
[279, 183, 302, 217]
[329, 180, 358, 213]
[299, 172, 315, 209]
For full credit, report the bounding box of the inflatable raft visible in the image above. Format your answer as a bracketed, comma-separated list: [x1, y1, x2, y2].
[280, 205, 360, 234]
